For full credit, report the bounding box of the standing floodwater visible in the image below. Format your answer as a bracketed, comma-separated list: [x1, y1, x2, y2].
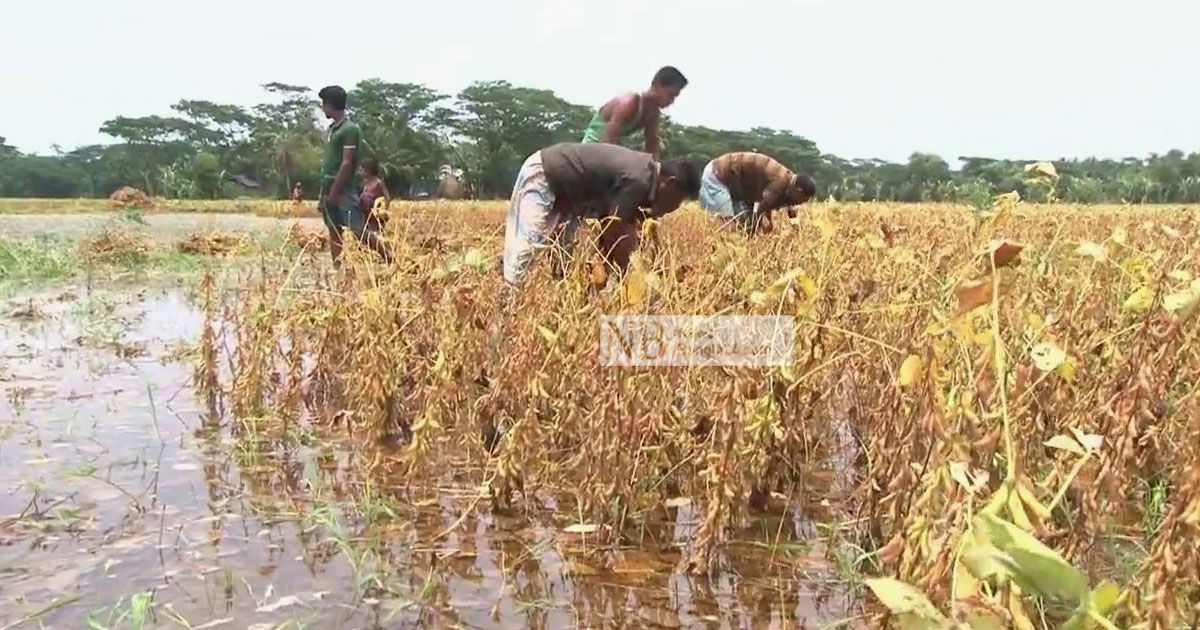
[0, 280, 852, 628]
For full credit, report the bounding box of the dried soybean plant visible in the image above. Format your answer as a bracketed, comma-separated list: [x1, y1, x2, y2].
[197, 199, 1200, 627]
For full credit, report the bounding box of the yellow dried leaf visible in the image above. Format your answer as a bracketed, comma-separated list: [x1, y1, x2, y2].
[641, 218, 660, 239]
[1123, 286, 1154, 313]
[1075, 241, 1107, 263]
[1168, 270, 1193, 283]
[995, 191, 1021, 206]
[1164, 290, 1199, 318]
[771, 267, 812, 294]
[948, 462, 974, 494]
[1111, 227, 1128, 247]
[1045, 434, 1085, 456]
[360, 288, 382, 310]
[1162, 225, 1182, 239]
[797, 275, 818, 300]
[1030, 342, 1066, 372]
[463, 247, 485, 269]
[1070, 429, 1103, 452]
[814, 214, 836, 240]
[898, 355, 923, 387]
[1024, 161, 1058, 180]
[1025, 311, 1045, 332]
[1056, 357, 1078, 383]
[779, 364, 798, 383]
[622, 265, 659, 308]
[536, 325, 558, 347]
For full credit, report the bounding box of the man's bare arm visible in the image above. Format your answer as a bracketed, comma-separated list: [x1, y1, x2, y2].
[327, 146, 356, 200]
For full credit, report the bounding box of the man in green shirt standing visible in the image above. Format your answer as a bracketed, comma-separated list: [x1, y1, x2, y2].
[318, 85, 392, 266]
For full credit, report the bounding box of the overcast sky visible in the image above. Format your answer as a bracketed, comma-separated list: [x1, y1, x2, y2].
[2, 0, 1195, 162]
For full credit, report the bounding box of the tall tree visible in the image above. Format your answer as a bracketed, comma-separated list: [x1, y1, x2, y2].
[448, 81, 590, 196]
[99, 115, 199, 193]
[0, 136, 17, 160]
[251, 83, 322, 194]
[348, 80, 448, 194]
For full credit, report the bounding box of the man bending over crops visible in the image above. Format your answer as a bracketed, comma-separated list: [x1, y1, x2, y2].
[551, 67, 691, 274]
[502, 142, 702, 287]
[700, 151, 817, 234]
[318, 85, 393, 266]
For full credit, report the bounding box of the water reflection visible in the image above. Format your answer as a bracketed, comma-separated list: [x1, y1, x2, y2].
[0, 283, 858, 629]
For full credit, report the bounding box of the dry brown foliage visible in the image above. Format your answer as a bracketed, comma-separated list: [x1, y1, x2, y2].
[80, 228, 155, 262]
[177, 230, 248, 256]
[198, 200, 1200, 628]
[106, 186, 157, 210]
[286, 222, 329, 252]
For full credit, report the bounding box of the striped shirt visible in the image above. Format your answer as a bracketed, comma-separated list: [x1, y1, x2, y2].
[711, 152, 797, 212]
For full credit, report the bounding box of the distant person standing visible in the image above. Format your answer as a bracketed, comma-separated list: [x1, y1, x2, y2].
[700, 152, 817, 234]
[317, 85, 392, 266]
[357, 157, 391, 230]
[552, 67, 691, 274]
[291, 182, 304, 203]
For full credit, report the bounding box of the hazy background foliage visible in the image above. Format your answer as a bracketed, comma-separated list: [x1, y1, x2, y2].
[3, 80, 1199, 204]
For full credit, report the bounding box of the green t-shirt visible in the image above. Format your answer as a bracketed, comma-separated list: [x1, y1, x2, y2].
[322, 117, 362, 191]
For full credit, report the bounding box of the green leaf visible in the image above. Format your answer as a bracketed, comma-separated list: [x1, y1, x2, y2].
[962, 542, 1017, 583]
[975, 513, 1089, 603]
[864, 578, 950, 627]
[1061, 608, 1090, 630]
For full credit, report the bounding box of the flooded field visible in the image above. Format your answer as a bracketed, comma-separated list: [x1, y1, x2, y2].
[0, 213, 323, 245]
[0, 279, 858, 629]
[5, 201, 1195, 629]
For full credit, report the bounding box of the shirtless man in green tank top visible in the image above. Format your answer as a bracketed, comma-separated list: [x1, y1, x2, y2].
[550, 67, 689, 277]
[581, 66, 688, 158]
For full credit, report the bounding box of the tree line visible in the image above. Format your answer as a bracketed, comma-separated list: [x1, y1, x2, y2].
[2, 79, 1199, 205]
